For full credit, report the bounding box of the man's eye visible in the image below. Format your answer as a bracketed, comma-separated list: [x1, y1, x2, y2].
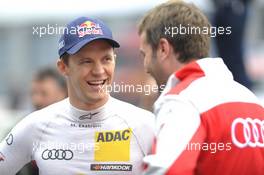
[105, 57, 112, 61]
[80, 60, 92, 64]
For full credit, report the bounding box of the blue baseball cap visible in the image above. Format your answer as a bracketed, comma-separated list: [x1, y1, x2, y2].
[58, 17, 120, 57]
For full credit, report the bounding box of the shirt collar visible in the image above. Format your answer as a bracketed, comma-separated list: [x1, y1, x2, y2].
[66, 97, 113, 123]
[154, 57, 233, 111]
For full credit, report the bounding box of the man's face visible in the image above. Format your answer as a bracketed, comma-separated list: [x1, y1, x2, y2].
[31, 78, 67, 110]
[62, 40, 115, 109]
[139, 32, 165, 87]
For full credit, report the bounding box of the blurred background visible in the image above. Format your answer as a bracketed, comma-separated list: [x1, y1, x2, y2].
[0, 0, 264, 140]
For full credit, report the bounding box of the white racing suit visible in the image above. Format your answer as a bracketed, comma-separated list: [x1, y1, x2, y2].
[0, 97, 155, 175]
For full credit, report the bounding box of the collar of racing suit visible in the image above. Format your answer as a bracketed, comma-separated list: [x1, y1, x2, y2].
[154, 57, 234, 113]
[66, 96, 113, 123]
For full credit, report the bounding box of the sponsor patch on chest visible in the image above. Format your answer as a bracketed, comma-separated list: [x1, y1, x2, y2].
[94, 128, 131, 161]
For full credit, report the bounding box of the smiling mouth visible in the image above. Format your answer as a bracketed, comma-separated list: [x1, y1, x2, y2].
[87, 79, 107, 86]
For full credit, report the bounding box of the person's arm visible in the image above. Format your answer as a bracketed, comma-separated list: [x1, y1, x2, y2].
[0, 114, 36, 174]
[143, 97, 206, 175]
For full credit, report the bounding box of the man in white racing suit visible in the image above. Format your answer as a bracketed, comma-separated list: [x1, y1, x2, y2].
[0, 16, 155, 175]
[138, 1, 264, 175]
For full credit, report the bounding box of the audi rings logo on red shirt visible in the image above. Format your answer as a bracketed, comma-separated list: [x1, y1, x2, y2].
[41, 149, 73, 160]
[231, 117, 264, 148]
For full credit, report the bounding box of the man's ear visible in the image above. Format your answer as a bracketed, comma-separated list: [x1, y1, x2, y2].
[157, 38, 171, 62]
[57, 59, 69, 77]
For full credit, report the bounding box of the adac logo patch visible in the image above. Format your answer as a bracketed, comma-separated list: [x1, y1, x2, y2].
[94, 128, 131, 161]
[77, 20, 103, 37]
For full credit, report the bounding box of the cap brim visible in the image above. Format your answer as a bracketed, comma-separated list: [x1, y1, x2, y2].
[67, 37, 120, 55]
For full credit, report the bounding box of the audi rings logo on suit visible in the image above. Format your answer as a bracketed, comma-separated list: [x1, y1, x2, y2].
[41, 149, 74, 160]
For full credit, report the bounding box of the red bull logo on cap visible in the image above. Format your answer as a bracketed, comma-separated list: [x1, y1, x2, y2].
[77, 20, 103, 37]
[79, 21, 98, 28]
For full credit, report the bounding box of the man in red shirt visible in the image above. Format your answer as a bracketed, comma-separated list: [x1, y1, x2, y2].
[138, 1, 264, 174]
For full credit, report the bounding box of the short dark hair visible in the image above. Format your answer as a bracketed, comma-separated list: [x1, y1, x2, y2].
[138, 0, 211, 63]
[34, 68, 67, 94]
